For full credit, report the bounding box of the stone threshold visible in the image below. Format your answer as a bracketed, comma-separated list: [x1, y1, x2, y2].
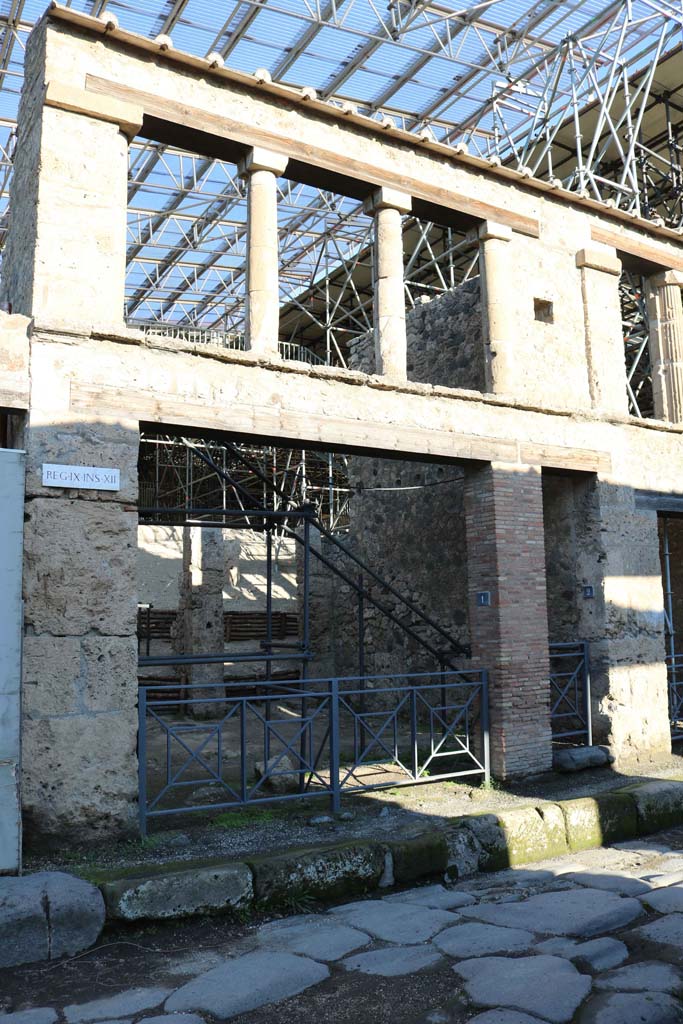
[91, 776, 683, 923]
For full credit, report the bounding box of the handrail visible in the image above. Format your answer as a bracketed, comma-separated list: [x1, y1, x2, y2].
[162, 440, 470, 670]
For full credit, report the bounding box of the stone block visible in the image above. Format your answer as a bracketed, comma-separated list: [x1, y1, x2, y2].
[0, 874, 47, 967]
[495, 804, 568, 866]
[456, 815, 509, 873]
[102, 862, 253, 921]
[23, 498, 138, 636]
[444, 823, 482, 879]
[561, 792, 639, 853]
[41, 871, 106, 958]
[22, 713, 137, 840]
[24, 414, 138, 503]
[0, 871, 104, 967]
[386, 831, 448, 882]
[617, 780, 683, 835]
[0, 312, 30, 406]
[553, 745, 613, 772]
[247, 841, 385, 905]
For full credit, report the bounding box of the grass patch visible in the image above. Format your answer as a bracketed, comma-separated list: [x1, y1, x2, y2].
[212, 807, 280, 829]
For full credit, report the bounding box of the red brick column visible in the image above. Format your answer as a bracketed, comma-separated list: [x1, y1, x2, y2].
[464, 462, 553, 778]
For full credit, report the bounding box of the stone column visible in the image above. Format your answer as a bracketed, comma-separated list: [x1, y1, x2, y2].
[479, 221, 514, 394]
[647, 271, 683, 423]
[364, 187, 412, 379]
[238, 147, 289, 357]
[0, 24, 141, 331]
[464, 462, 553, 779]
[575, 247, 627, 416]
[573, 478, 671, 764]
[179, 527, 226, 717]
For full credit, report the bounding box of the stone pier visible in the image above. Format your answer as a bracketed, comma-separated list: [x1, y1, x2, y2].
[648, 271, 683, 424]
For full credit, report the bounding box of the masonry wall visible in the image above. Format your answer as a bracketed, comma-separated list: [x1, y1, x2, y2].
[137, 525, 297, 612]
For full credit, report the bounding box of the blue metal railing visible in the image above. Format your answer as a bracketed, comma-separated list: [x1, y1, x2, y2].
[667, 653, 683, 740]
[549, 641, 592, 746]
[138, 669, 489, 835]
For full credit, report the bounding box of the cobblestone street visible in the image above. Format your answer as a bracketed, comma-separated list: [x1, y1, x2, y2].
[6, 829, 683, 1023]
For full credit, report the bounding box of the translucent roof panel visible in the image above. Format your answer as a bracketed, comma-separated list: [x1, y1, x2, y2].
[0, 0, 677, 328]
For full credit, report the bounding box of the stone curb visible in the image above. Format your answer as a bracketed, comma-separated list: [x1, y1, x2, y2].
[97, 778, 683, 923]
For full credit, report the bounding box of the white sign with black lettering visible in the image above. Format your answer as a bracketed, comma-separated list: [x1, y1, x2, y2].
[42, 464, 121, 491]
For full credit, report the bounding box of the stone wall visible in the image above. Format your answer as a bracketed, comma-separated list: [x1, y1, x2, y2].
[137, 525, 297, 612]
[349, 277, 484, 390]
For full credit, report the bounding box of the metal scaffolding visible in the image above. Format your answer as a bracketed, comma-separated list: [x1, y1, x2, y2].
[138, 431, 352, 533]
[0, 1, 682, 395]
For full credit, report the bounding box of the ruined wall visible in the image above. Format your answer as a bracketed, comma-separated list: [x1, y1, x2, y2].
[137, 525, 297, 611]
[349, 277, 484, 390]
[307, 281, 482, 681]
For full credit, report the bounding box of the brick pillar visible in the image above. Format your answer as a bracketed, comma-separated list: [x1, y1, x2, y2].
[238, 147, 289, 357]
[575, 247, 627, 416]
[364, 187, 412, 379]
[647, 271, 683, 424]
[464, 462, 553, 778]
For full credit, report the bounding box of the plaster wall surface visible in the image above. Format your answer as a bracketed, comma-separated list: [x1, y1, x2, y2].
[137, 525, 296, 612]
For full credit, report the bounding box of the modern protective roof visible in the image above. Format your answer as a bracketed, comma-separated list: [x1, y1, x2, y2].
[0, 0, 681, 335]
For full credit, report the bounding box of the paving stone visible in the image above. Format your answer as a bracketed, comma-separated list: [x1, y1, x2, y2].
[578, 992, 683, 1023]
[560, 870, 651, 896]
[64, 989, 171, 1022]
[433, 922, 535, 958]
[383, 885, 477, 910]
[165, 951, 329, 1017]
[469, 1013, 554, 1024]
[641, 884, 683, 913]
[629, 912, 683, 952]
[341, 945, 442, 976]
[453, 955, 591, 1023]
[594, 961, 683, 994]
[533, 936, 626, 971]
[328, 900, 459, 943]
[256, 914, 370, 960]
[571, 939, 629, 972]
[140, 1016, 204, 1024]
[459, 887, 642, 937]
[0, 1012, 58, 1024]
[639, 871, 683, 889]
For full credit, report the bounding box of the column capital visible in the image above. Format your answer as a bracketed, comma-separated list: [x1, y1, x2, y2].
[363, 187, 412, 216]
[238, 146, 289, 178]
[575, 247, 621, 276]
[478, 221, 512, 243]
[652, 269, 683, 289]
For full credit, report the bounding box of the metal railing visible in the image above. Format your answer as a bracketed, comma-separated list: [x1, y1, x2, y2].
[549, 641, 592, 746]
[668, 653, 683, 740]
[138, 669, 489, 835]
[131, 322, 327, 365]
